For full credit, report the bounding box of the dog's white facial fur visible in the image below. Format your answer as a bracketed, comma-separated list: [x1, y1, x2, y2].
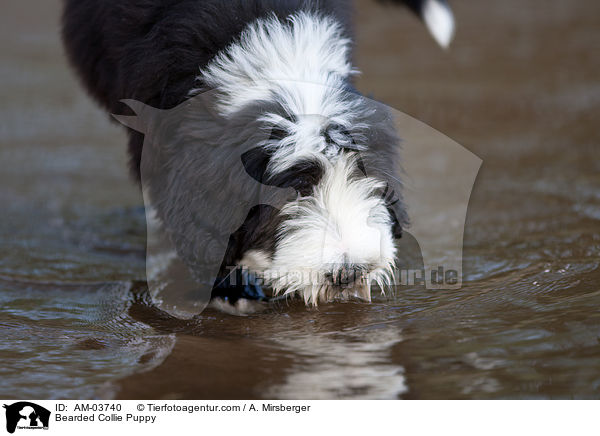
[195, 12, 367, 173]
[243, 154, 396, 305]
[197, 12, 398, 305]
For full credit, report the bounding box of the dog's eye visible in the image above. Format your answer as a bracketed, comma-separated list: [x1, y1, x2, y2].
[269, 127, 285, 141]
[323, 125, 344, 144]
[323, 123, 356, 149]
[269, 126, 287, 141]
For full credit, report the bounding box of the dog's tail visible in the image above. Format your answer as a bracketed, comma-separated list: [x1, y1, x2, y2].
[381, 0, 455, 48]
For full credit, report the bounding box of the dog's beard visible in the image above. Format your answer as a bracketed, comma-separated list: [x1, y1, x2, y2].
[241, 254, 396, 306]
[272, 267, 394, 305]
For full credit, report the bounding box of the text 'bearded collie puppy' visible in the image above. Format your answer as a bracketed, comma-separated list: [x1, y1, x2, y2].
[62, 0, 454, 310]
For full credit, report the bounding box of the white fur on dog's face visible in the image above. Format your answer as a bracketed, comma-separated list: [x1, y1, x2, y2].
[197, 12, 399, 304]
[243, 153, 397, 305]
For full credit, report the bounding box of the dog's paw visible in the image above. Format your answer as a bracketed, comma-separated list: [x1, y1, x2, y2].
[208, 297, 268, 316]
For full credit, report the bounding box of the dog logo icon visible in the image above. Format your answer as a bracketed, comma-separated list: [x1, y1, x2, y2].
[3, 402, 50, 434]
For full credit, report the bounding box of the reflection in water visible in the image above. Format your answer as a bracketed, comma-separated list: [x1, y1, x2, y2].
[268, 327, 406, 399]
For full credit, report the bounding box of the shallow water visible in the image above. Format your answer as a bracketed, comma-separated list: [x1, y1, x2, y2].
[1, 0, 599, 399]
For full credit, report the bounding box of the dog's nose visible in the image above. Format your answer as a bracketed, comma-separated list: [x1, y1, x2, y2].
[325, 263, 368, 287]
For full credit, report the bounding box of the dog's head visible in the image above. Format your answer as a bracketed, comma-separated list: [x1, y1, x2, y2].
[235, 102, 406, 305]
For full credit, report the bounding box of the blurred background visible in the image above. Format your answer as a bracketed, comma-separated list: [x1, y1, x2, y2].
[0, 0, 599, 399]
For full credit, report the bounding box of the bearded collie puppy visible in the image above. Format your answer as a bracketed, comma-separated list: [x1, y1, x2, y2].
[62, 0, 454, 308]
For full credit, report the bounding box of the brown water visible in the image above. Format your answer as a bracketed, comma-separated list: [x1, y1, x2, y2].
[1, 0, 599, 399]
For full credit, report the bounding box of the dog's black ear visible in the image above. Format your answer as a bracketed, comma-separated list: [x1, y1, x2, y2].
[389, 210, 403, 239]
[355, 156, 368, 176]
[378, 183, 404, 239]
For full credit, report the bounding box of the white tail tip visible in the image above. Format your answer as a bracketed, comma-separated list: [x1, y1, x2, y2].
[422, 0, 455, 49]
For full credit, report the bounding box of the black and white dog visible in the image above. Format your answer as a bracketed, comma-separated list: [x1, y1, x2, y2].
[62, 0, 454, 307]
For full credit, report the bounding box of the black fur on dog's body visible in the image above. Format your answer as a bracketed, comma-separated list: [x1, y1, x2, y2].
[62, 0, 351, 178]
[61, 0, 450, 305]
